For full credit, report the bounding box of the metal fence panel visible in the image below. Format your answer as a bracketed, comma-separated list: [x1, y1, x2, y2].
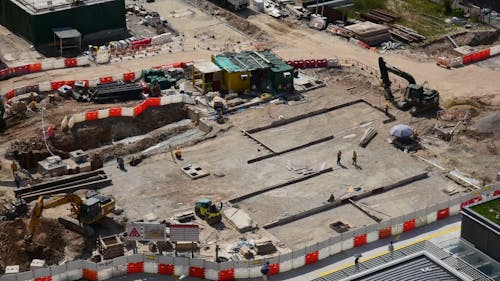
[127, 254, 144, 263]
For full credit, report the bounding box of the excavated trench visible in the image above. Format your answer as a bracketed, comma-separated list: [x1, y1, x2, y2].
[9, 104, 209, 169]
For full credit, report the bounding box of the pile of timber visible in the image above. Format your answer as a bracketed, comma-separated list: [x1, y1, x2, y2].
[91, 82, 144, 103]
[359, 127, 377, 147]
[15, 170, 112, 202]
[390, 24, 426, 44]
[361, 9, 400, 24]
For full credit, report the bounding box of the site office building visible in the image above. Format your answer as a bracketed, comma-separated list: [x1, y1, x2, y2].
[212, 51, 294, 95]
[0, 0, 126, 46]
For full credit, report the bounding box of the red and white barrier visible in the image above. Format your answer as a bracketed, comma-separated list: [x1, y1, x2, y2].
[0, 56, 90, 81]
[66, 94, 194, 128]
[1, 184, 496, 281]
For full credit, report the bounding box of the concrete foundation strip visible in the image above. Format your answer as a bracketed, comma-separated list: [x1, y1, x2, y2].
[247, 135, 334, 164]
[263, 172, 429, 229]
[21, 178, 112, 202]
[229, 167, 333, 204]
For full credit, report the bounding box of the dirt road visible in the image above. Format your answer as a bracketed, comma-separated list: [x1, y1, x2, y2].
[2, 13, 499, 105]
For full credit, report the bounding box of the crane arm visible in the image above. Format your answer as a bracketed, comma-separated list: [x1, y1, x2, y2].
[378, 57, 417, 101]
[28, 194, 84, 236]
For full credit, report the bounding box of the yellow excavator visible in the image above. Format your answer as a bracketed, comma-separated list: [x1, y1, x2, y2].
[28, 193, 115, 237]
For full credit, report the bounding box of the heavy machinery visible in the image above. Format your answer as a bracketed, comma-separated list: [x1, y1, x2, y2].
[28, 193, 115, 237]
[378, 57, 440, 115]
[195, 199, 223, 225]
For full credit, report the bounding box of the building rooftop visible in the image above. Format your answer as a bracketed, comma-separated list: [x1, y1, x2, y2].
[213, 51, 292, 73]
[10, 0, 116, 15]
[193, 61, 221, 74]
[314, 241, 494, 281]
[469, 197, 500, 226]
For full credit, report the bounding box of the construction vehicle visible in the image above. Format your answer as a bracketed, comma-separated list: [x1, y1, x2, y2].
[195, 199, 223, 225]
[0, 198, 28, 220]
[378, 57, 440, 115]
[28, 193, 115, 237]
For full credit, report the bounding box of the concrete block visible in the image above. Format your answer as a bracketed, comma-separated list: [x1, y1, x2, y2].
[5, 265, 19, 274]
[30, 259, 47, 270]
[69, 149, 89, 163]
[38, 156, 67, 176]
[223, 207, 257, 233]
[77, 161, 92, 173]
[181, 164, 209, 179]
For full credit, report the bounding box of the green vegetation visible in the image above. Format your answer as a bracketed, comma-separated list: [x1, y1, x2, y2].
[387, 0, 457, 38]
[471, 198, 500, 225]
[351, 0, 386, 13]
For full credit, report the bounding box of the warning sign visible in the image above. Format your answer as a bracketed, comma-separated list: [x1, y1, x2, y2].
[128, 227, 141, 238]
[125, 223, 166, 241]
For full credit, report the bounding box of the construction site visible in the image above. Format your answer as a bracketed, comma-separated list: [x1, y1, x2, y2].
[0, 0, 499, 280]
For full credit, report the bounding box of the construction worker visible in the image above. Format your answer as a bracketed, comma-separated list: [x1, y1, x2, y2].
[337, 150, 342, 166]
[413, 128, 419, 139]
[116, 156, 125, 171]
[384, 101, 390, 115]
[260, 261, 270, 281]
[11, 161, 18, 176]
[29, 100, 37, 111]
[175, 146, 183, 160]
[352, 150, 358, 166]
[388, 241, 394, 259]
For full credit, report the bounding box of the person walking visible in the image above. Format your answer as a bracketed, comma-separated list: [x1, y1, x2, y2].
[337, 150, 342, 166]
[352, 151, 357, 166]
[261, 261, 270, 281]
[354, 254, 362, 271]
[14, 173, 21, 189]
[11, 161, 18, 176]
[388, 241, 394, 259]
[116, 156, 125, 171]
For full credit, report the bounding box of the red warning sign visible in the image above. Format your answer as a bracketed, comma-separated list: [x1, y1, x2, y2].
[129, 227, 141, 237]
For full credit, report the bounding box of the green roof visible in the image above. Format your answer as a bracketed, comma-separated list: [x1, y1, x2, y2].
[213, 51, 291, 73]
[471, 197, 500, 225]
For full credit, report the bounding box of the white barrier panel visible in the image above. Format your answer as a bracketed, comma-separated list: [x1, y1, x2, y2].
[317, 240, 329, 260]
[53, 59, 65, 68]
[449, 204, 461, 216]
[415, 215, 427, 227]
[66, 260, 83, 280]
[329, 240, 341, 256]
[112, 74, 122, 81]
[89, 79, 99, 87]
[0, 274, 17, 281]
[248, 266, 262, 278]
[76, 56, 90, 66]
[39, 82, 51, 92]
[97, 261, 114, 281]
[392, 223, 403, 236]
[291, 251, 305, 269]
[122, 107, 134, 117]
[112, 256, 127, 277]
[173, 257, 189, 276]
[144, 262, 158, 273]
[427, 211, 437, 224]
[366, 231, 378, 243]
[98, 109, 110, 119]
[234, 265, 249, 279]
[341, 238, 353, 251]
[279, 253, 293, 272]
[51, 264, 68, 281]
[205, 261, 218, 281]
[16, 271, 34, 281]
[41, 59, 54, 70]
[490, 45, 500, 56]
[34, 268, 51, 278]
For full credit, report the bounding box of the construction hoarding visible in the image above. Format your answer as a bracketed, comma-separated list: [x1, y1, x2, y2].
[126, 222, 166, 241]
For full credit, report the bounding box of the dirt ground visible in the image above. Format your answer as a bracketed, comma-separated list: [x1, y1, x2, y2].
[1, 0, 500, 268]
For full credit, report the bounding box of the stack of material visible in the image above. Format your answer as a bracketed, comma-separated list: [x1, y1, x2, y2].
[15, 170, 112, 202]
[223, 207, 258, 233]
[98, 235, 125, 260]
[255, 239, 277, 255]
[389, 24, 426, 44]
[91, 82, 144, 103]
[345, 21, 391, 46]
[361, 9, 400, 24]
[239, 246, 255, 259]
[359, 127, 377, 147]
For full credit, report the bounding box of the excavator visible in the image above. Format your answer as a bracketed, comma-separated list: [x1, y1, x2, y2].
[378, 57, 440, 115]
[28, 193, 115, 237]
[195, 199, 223, 225]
